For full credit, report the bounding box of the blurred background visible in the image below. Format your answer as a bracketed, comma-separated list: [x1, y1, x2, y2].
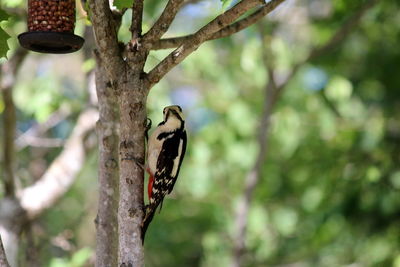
[1, 0, 400, 266]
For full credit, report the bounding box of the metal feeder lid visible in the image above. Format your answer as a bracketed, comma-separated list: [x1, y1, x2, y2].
[18, 31, 84, 54]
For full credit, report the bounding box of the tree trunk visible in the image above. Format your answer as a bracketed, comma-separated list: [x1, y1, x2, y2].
[95, 59, 120, 267]
[117, 68, 148, 266]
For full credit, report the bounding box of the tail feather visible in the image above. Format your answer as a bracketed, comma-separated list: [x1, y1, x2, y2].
[141, 205, 156, 244]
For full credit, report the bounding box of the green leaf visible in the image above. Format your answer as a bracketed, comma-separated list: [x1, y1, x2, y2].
[113, 0, 133, 10]
[71, 247, 92, 266]
[221, 0, 233, 11]
[0, 8, 9, 21]
[0, 8, 11, 58]
[1, 0, 24, 8]
[0, 28, 10, 59]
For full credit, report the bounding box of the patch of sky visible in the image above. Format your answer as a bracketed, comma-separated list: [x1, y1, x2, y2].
[302, 66, 328, 92]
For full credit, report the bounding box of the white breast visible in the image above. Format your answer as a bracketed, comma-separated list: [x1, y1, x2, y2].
[146, 117, 183, 175]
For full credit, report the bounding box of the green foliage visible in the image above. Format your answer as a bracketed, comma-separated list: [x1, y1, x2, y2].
[221, 0, 234, 11]
[49, 247, 92, 267]
[1, 0, 24, 8]
[1, 0, 400, 266]
[0, 8, 11, 58]
[113, 0, 133, 10]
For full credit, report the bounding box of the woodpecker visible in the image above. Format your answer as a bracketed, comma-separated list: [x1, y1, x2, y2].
[141, 105, 187, 241]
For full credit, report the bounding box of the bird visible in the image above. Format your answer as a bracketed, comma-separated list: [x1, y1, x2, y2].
[141, 105, 187, 242]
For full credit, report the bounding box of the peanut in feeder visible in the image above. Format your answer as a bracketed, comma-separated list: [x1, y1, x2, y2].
[18, 0, 84, 54]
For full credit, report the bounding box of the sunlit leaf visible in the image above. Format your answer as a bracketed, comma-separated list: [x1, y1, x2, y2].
[113, 0, 133, 10]
[325, 76, 353, 101]
[221, 0, 233, 11]
[0, 9, 11, 58]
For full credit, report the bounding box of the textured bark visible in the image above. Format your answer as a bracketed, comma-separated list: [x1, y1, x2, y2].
[89, 1, 148, 265]
[95, 58, 120, 267]
[89, 0, 125, 82]
[117, 71, 148, 267]
[130, 0, 144, 40]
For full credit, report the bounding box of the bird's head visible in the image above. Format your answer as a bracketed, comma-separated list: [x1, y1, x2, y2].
[163, 105, 184, 122]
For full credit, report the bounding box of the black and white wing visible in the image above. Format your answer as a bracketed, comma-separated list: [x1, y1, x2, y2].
[150, 129, 187, 205]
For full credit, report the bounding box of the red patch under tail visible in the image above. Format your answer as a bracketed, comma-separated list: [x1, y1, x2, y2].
[148, 174, 154, 200]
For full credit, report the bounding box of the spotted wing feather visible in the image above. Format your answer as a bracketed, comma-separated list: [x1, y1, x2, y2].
[149, 130, 186, 208]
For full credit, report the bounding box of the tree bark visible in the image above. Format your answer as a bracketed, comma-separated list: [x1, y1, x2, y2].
[117, 69, 148, 267]
[95, 57, 120, 267]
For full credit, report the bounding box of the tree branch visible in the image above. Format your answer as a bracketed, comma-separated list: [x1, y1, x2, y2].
[131, 0, 144, 40]
[94, 52, 120, 267]
[89, 0, 125, 82]
[146, 0, 285, 88]
[19, 109, 98, 219]
[1, 48, 28, 198]
[142, 0, 185, 44]
[0, 235, 10, 267]
[151, 0, 286, 50]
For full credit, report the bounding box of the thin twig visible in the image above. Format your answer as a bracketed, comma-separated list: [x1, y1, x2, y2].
[143, 0, 185, 44]
[152, 0, 286, 50]
[130, 0, 144, 40]
[146, 0, 285, 88]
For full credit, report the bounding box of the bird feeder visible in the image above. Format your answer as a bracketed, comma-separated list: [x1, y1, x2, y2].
[18, 0, 84, 54]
